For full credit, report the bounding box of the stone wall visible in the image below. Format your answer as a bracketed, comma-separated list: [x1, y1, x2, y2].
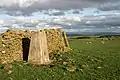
[0, 29, 70, 64]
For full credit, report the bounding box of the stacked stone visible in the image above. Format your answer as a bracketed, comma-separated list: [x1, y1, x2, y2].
[45, 29, 69, 53]
[0, 30, 31, 64]
[0, 29, 70, 64]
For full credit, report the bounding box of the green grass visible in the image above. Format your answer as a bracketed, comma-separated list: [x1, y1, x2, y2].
[0, 37, 120, 80]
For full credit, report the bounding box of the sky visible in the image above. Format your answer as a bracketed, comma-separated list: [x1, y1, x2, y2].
[0, 0, 120, 34]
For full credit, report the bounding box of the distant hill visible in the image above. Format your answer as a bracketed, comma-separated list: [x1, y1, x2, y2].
[66, 32, 120, 36]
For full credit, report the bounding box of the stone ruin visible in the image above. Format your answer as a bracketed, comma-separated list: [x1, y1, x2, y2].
[0, 29, 70, 64]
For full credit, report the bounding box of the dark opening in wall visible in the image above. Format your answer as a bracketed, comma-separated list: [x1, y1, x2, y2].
[22, 38, 30, 61]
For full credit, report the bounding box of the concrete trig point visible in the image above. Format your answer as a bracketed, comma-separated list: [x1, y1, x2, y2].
[28, 30, 51, 65]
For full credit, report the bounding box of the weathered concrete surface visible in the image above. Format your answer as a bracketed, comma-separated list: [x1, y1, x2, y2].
[28, 31, 50, 65]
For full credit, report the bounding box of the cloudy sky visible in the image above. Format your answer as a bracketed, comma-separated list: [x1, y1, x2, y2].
[0, 0, 120, 34]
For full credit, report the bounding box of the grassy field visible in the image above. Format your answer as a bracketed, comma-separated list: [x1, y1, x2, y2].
[0, 36, 120, 80]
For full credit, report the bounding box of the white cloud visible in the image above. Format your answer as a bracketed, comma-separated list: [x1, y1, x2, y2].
[0, 0, 50, 8]
[0, 20, 4, 24]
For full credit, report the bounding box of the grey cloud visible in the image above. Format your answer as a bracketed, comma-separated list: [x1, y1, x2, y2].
[82, 14, 120, 26]
[72, 10, 80, 14]
[50, 12, 65, 16]
[0, 0, 120, 16]
[98, 2, 120, 11]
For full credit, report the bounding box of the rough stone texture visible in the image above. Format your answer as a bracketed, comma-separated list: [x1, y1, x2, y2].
[0, 30, 31, 64]
[44, 29, 69, 53]
[0, 29, 70, 64]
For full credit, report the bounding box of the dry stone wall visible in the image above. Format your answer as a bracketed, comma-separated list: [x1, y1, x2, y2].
[0, 29, 70, 64]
